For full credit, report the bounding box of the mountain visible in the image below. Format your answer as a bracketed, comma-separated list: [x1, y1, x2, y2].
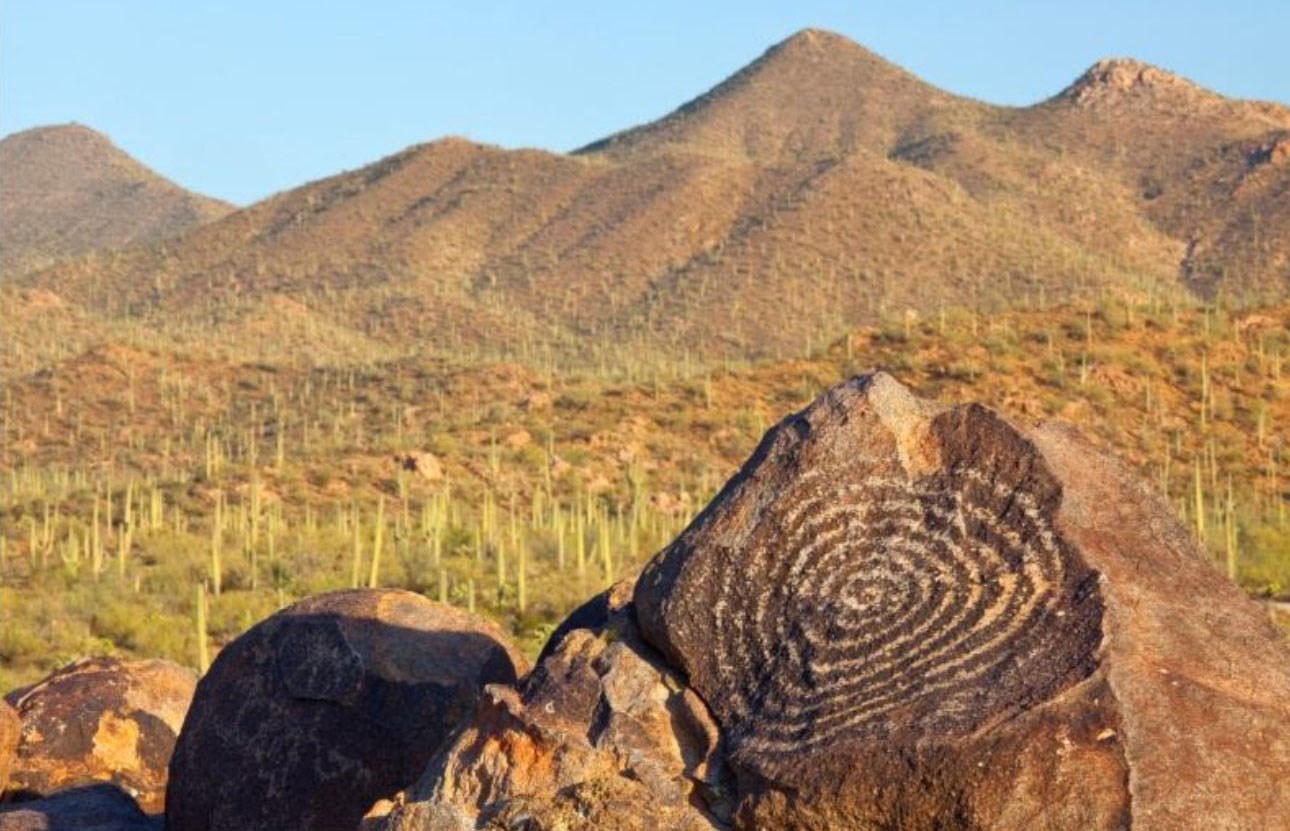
[9, 31, 1289, 368]
[1006, 58, 1290, 298]
[0, 124, 233, 276]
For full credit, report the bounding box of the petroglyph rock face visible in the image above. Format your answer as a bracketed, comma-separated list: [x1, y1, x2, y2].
[635, 373, 1290, 830]
[165, 589, 527, 831]
[3, 658, 195, 813]
[637, 376, 1101, 767]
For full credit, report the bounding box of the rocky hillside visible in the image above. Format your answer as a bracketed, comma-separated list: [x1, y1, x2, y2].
[0, 124, 232, 276]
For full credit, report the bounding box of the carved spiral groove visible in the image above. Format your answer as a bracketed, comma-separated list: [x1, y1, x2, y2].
[700, 461, 1097, 760]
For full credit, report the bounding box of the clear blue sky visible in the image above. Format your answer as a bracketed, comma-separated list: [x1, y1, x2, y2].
[3, 2, 1287, 205]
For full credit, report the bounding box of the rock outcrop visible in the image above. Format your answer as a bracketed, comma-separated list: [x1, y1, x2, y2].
[376, 582, 732, 831]
[630, 373, 1290, 830]
[0, 783, 160, 831]
[3, 658, 195, 813]
[165, 589, 527, 831]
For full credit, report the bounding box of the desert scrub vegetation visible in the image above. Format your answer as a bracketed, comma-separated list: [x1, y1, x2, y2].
[3, 294, 1289, 688]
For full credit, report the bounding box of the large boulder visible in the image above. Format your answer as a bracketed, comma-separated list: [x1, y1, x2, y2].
[377, 582, 732, 831]
[0, 701, 18, 796]
[0, 783, 160, 831]
[633, 373, 1290, 830]
[4, 658, 195, 813]
[165, 589, 527, 831]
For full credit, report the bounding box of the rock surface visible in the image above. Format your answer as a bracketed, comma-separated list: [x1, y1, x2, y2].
[165, 588, 527, 831]
[632, 373, 1290, 830]
[0, 701, 18, 796]
[3, 658, 195, 813]
[377, 582, 732, 831]
[0, 783, 161, 831]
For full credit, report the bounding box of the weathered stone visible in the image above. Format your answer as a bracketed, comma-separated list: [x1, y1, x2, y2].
[633, 373, 1290, 830]
[0, 700, 18, 796]
[4, 658, 194, 813]
[165, 589, 527, 831]
[395, 451, 443, 482]
[0, 783, 161, 831]
[377, 583, 733, 831]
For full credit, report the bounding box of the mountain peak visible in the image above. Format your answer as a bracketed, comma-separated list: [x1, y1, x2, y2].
[2, 123, 122, 164]
[751, 27, 907, 77]
[1, 122, 232, 276]
[579, 28, 961, 161]
[773, 27, 867, 54]
[9, 122, 108, 141]
[1056, 58, 1208, 107]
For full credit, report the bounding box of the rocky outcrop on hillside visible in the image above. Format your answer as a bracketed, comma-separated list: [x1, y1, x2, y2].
[164, 589, 527, 831]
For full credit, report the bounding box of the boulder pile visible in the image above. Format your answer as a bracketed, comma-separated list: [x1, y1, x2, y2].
[378, 582, 731, 831]
[383, 373, 1290, 830]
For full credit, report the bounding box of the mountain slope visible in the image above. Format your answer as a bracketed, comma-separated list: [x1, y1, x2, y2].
[0, 124, 233, 276]
[1003, 59, 1290, 297]
[11, 32, 1288, 368]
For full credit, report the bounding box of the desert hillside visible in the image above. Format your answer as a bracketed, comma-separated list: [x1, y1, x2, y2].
[0, 124, 233, 277]
[3, 296, 1287, 689]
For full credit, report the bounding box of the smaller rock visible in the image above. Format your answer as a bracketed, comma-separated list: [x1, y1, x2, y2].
[0, 783, 161, 831]
[1251, 135, 1290, 168]
[4, 658, 195, 813]
[519, 390, 552, 411]
[549, 454, 572, 479]
[378, 583, 732, 831]
[359, 798, 400, 831]
[503, 429, 532, 449]
[395, 451, 443, 482]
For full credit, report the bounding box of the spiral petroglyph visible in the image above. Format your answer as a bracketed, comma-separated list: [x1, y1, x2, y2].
[716, 465, 1090, 758]
[635, 374, 1104, 776]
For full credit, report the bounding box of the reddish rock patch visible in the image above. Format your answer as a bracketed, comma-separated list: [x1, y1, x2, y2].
[4, 658, 194, 813]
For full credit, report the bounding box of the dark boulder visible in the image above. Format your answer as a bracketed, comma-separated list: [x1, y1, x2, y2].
[165, 589, 527, 831]
[0, 783, 161, 831]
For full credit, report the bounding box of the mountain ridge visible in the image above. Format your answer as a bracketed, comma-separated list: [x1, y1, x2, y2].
[7, 29, 1288, 369]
